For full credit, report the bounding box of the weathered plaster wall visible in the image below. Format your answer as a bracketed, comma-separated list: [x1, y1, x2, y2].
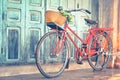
[99, 0, 120, 68]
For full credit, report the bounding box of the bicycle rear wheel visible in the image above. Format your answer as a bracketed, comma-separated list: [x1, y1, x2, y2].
[36, 31, 69, 78]
[88, 32, 113, 71]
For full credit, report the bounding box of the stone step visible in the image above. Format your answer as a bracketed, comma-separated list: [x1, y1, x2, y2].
[0, 62, 90, 77]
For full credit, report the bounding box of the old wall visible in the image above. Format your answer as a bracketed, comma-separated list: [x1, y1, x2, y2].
[99, 0, 120, 68]
[114, 0, 120, 68]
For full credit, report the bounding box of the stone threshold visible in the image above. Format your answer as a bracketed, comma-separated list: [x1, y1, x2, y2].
[0, 62, 90, 77]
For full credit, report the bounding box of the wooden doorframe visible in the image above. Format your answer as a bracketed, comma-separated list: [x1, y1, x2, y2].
[0, 0, 2, 54]
[111, 0, 119, 53]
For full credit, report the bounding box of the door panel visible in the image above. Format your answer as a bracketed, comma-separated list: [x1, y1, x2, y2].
[29, 29, 41, 59]
[2, 0, 25, 63]
[26, 0, 45, 62]
[7, 27, 20, 60]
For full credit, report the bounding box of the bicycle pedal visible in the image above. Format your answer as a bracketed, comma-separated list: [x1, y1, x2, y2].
[76, 61, 83, 64]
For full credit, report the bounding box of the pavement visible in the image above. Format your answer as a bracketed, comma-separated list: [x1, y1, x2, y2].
[0, 62, 120, 80]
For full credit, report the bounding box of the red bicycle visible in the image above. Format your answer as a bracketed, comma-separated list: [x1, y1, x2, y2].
[36, 6, 113, 78]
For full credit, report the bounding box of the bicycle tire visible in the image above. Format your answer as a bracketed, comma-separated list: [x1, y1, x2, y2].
[88, 31, 113, 71]
[36, 31, 69, 78]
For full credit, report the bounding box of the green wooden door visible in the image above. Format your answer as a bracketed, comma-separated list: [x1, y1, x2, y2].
[1, 0, 45, 64]
[26, 0, 45, 62]
[2, 0, 25, 63]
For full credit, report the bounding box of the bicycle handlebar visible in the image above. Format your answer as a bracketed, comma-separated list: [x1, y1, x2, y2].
[65, 9, 91, 14]
[85, 10, 91, 14]
[57, 6, 91, 23]
[58, 6, 91, 14]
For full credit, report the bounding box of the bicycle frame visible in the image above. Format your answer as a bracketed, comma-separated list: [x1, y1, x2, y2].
[52, 22, 113, 59]
[64, 24, 89, 54]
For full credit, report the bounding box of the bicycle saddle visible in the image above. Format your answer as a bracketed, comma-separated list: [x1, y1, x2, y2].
[47, 22, 64, 31]
[84, 18, 98, 25]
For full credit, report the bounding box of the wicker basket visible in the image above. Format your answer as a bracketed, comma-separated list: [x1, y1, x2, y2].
[45, 10, 67, 26]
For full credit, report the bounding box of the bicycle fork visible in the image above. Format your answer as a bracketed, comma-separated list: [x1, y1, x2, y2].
[51, 33, 66, 55]
[51, 32, 70, 69]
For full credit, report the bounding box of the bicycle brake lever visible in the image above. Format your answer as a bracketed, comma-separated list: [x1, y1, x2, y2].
[85, 10, 91, 14]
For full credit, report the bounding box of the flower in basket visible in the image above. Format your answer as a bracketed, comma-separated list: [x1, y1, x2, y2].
[59, 9, 72, 22]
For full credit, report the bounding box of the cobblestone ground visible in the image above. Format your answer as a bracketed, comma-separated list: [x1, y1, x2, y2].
[0, 62, 120, 80]
[0, 68, 120, 80]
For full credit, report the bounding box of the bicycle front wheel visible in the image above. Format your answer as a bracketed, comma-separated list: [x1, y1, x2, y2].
[88, 32, 113, 71]
[36, 31, 69, 78]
